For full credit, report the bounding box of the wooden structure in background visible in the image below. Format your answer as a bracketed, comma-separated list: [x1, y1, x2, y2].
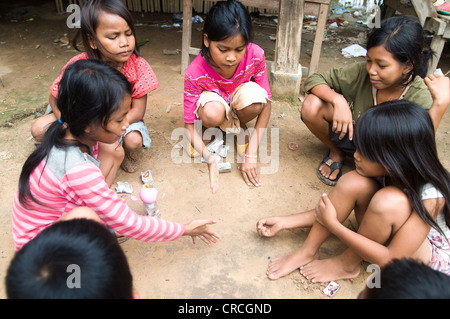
[384, 0, 450, 73]
[56, 0, 331, 94]
[181, 0, 330, 95]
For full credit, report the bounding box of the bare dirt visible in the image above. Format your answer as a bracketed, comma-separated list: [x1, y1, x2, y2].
[0, 0, 449, 300]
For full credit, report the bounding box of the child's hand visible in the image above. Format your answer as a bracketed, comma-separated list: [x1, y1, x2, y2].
[184, 219, 221, 245]
[239, 157, 260, 187]
[315, 193, 339, 229]
[332, 95, 353, 140]
[425, 73, 450, 108]
[256, 217, 283, 237]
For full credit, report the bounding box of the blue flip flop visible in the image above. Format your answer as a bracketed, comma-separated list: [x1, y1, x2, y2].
[317, 152, 343, 186]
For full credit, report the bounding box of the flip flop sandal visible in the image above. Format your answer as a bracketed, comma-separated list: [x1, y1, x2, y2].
[236, 142, 248, 157]
[436, 1, 450, 14]
[185, 142, 200, 158]
[117, 235, 129, 244]
[317, 152, 343, 186]
[106, 225, 129, 244]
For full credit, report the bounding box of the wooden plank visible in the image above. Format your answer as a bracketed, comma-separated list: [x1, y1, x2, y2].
[410, 0, 437, 26]
[181, 0, 194, 72]
[181, 0, 330, 77]
[201, 0, 329, 13]
[273, 0, 303, 74]
[308, 2, 329, 76]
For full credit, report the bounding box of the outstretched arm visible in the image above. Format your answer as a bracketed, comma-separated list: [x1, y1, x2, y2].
[184, 219, 221, 245]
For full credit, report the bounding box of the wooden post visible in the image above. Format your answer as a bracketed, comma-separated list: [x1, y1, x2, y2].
[181, 0, 194, 73]
[270, 0, 303, 96]
[308, 1, 329, 76]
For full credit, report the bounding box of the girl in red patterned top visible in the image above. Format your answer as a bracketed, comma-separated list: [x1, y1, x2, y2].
[31, 0, 158, 184]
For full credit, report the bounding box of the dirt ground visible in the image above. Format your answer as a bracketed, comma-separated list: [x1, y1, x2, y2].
[0, 1, 449, 300]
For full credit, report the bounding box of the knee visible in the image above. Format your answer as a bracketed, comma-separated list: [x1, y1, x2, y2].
[369, 187, 411, 218]
[335, 171, 380, 199]
[238, 102, 265, 119]
[31, 117, 52, 140]
[123, 132, 143, 152]
[113, 143, 126, 161]
[300, 94, 322, 123]
[198, 102, 225, 128]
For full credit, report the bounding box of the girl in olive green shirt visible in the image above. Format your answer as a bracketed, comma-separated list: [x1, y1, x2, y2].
[301, 16, 447, 186]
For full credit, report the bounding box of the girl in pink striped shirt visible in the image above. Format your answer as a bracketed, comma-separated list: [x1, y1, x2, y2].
[13, 60, 220, 251]
[184, 0, 272, 193]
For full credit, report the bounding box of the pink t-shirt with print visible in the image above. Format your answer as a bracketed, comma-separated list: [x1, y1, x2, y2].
[183, 43, 271, 124]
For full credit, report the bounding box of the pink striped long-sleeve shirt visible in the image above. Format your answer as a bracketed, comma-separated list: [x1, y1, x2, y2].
[12, 146, 184, 250]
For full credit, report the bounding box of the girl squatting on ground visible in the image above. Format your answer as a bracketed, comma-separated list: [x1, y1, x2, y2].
[14, 59, 220, 252]
[183, 0, 272, 193]
[301, 15, 448, 186]
[31, 0, 157, 186]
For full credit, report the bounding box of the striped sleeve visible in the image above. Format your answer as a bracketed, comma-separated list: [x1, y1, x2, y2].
[62, 163, 185, 242]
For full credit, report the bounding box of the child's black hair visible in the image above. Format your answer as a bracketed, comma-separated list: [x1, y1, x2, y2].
[363, 258, 450, 299]
[367, 15, 434, 86]
[6, 218, 133, 299]
[354, 100, 450, 237]
[201, 0, 253, 60]
[73, 0, 140, 61]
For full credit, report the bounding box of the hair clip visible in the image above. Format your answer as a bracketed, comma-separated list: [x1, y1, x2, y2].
[58, 119, 63, 124]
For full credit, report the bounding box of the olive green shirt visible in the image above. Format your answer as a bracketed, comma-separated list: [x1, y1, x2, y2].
[304, 61, 433, 123]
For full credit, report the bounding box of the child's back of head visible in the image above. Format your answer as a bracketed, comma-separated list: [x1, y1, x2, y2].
[362, 258, 450, 299]
[6, 218, 134, 299]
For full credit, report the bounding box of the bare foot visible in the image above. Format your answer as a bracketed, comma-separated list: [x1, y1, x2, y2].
[300, 255, 360, 283]
[266, 249, 319, 280]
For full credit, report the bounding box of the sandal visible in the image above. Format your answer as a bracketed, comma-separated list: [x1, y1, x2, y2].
[106, 225, 129, 244]
[436, 1, 450, 15]
[317, 152, 343, 186]
[117, 235, 129, 244]
[185, 142, 200, 158]
[236, 142, 248, 157]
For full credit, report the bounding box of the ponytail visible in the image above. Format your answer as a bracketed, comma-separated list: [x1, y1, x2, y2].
[18, 121, 79, 206]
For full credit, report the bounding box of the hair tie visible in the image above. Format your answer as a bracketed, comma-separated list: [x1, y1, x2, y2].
[57, 118, 63, 124]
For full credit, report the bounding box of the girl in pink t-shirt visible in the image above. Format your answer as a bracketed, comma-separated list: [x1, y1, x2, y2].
[31, 0, 159, 185]
[184, 0, 272, 193]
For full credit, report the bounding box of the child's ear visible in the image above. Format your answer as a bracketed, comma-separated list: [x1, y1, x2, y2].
[203, 34, 209, 48]
[403, 61, 413, 74]
[88, 35, 97, 50]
